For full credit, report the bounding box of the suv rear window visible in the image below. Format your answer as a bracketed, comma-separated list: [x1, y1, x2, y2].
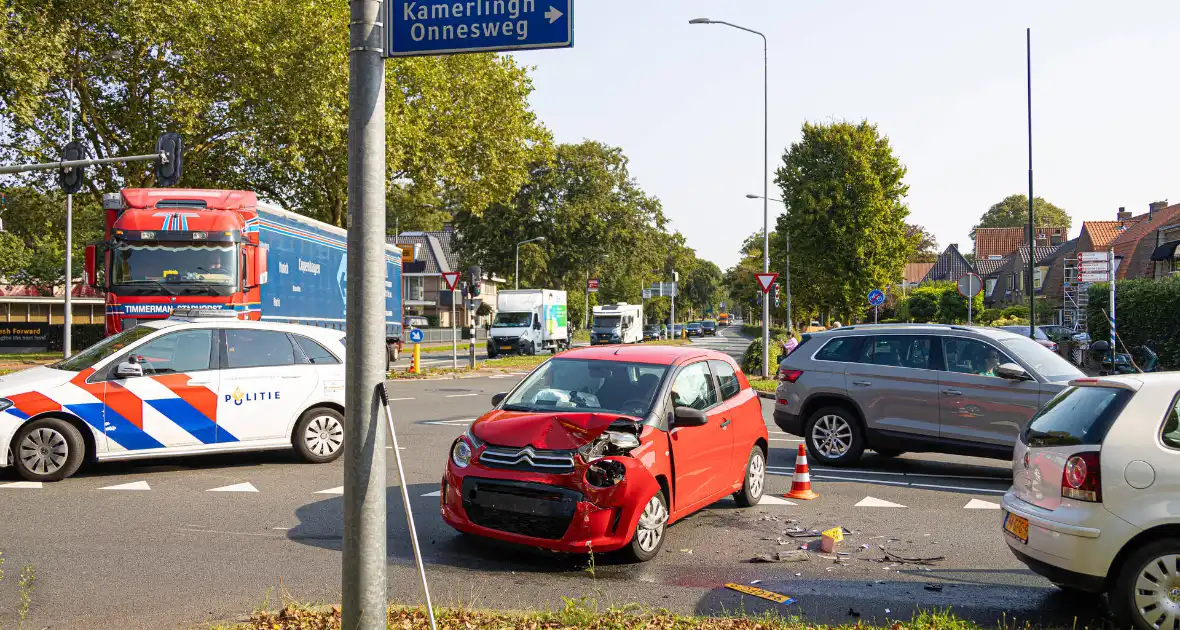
[1023, 386, 1132, 447]
[814, 337, 859, 362]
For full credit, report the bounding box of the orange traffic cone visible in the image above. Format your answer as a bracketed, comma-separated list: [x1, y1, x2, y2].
[785, 444, 819, 500]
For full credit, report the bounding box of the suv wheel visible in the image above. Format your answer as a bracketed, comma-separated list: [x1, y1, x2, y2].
[1111, 538, 1180, 630]
[804, 406, 865, 466]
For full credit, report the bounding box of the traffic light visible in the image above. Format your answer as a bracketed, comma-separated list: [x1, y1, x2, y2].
[59, 141, 86, 194]
[773, 283, 781, 308]
[467, 265, 482, 297]
[155, 132, 183, 187]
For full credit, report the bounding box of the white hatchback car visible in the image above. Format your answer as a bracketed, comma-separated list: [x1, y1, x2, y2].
[1, 311, 346, 482]
[1002, 373, 1180, 629]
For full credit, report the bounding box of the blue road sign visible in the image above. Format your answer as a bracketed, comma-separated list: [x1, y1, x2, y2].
[868, 289, 886, 307]
[409, 328, 424, 343]
[386, 0, 573, 57]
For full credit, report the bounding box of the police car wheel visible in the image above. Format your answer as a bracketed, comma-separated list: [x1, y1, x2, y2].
[294, 408, 345, 464]
[387, 343, 399, 364]
[12, 418, 85, 482]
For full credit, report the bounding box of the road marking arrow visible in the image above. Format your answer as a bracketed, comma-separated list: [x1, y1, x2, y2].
[421, 490, 441, 497]
[854, 496, 906, 508]
[100, 480, 151, 491]
[758, 495, 796, 506]
[314, 486, 344, 495]
[207, 482, 258, 493]
[544, 6, 564, 23]
[0, 481, 42, 489]
[964, 498, 1000, 509]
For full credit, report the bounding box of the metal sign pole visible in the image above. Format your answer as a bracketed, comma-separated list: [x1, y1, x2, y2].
[343, 1, 387, 628]
[1110, 248, 1117, 369]
[968, 289, 973, 325]
[451, 289, 457, 369]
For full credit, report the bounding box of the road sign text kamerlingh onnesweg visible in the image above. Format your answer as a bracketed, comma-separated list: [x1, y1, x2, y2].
[387, 0, 573, 57]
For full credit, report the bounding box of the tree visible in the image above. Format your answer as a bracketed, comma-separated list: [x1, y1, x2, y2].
[907, 224, 939, 263]
[972, 194, 1071, 236]
[774, 120, 914, 320]
[0, 187, 101, 294]
[0, 0, 546, 228]
[453, 141, 673, 323]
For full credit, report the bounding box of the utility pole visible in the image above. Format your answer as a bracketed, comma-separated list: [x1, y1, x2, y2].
[1026, 27, 1036, 337]
[342, 0, 386, 627]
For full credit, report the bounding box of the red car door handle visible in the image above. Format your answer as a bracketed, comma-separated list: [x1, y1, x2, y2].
[720, 418, 731, 429]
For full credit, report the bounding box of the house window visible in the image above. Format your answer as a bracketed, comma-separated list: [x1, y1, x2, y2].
[985, 278, 997, 296]
[406, 277, 425, 301]
[1034, 267, 1046, 290]
[1007, 274, 1015, 292]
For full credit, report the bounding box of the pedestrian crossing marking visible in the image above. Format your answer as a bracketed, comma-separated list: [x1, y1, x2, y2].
[100, 480, 151, 491]
[964, 498, 1001, 509]
[854, 496, 906, 508]
[207, 482, 258, 493]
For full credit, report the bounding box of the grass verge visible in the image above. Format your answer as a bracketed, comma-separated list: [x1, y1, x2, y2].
[417, 343, 471, 354]
[748, 378, 777, 394]
[219, 600, 1020, 630]
[0, 352, 62, 363]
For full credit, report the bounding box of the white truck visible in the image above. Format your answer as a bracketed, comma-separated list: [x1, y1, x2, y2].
[487, 289, 569, 357]
[590, 303, 644, 345]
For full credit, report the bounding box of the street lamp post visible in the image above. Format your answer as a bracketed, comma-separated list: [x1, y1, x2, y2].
[691, 17, 770, 377]
[515, 236, 546, 291]
[748, 194, 791, 333]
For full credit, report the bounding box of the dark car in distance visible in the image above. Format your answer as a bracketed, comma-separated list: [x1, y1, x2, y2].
[701, 321, 717, 336]
[685, 322, 703, 337]
[643, 325, 660, 341]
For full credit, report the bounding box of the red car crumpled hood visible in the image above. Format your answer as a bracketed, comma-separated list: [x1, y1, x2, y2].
[471, 411, 625, 450]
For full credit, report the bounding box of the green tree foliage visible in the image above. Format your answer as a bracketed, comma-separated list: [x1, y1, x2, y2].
[0, 0, 545, 229]
[0, 187, 102, 294]
[972, 194, 1071, 237]
[684, 260, 723, 318]
[907, 224, 939, 263]
[741, 335, 791, 376]
[1087, 277, 1180, 369]
[774, 121, 914, 322]
[896, 282, 981, 324]
[453, 141, 706, 325]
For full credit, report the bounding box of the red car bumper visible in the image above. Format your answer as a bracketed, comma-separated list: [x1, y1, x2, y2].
[440, 456, 658, 554]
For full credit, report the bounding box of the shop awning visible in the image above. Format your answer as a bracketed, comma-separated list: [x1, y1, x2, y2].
[1150, 240, 1180, 261]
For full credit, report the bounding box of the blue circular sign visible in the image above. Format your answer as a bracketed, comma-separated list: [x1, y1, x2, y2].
[868, 289, 886, 307]
[409, 328, 424, 343]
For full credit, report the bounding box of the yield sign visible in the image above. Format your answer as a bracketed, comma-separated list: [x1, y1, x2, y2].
[755, 273, 779, 294]
[442, 271, 461, 291]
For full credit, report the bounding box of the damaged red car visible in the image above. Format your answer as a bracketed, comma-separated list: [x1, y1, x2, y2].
[440, 345, 769, 562]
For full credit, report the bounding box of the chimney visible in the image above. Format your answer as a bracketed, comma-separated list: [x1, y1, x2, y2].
[442, 223, 454, 233]
[1117, 207, 1132, 221]
[1149, 201, 1168, 217]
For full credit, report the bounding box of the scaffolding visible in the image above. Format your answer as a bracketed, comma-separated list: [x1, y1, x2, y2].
[1062, 255, 1089, 331]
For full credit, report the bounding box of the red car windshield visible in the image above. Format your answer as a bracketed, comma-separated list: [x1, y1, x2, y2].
[502, 358, 669, 418]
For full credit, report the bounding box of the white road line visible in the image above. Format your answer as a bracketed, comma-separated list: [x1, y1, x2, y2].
[769, 465, 1008, 483]
[387, 397, 415, 401]
[424, 420, 473, 426]
[445, 393, 479, 398]
[271, 527, 292, 531]
[206, 482, 258, 493]
[314, 486, 344, 495]
[758, 495, 796, 506]
[99, 480, 151, 491]
[811, 474, 910, 487]
[179, 527, 276, 537]
[855, 496, 906, 508]
[964, 498, 1002, 509]
[0, 481, 42, 489]
[421, 490, 441, 497]
[911, 483, 1007, 495]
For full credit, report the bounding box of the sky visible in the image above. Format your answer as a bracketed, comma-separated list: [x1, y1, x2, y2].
[512, 0, 1180, 270]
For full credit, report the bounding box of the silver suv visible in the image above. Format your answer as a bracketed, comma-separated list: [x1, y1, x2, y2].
[774, 324, 1084, 466]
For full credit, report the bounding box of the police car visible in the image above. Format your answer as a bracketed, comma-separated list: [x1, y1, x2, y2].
[0, 310, 346, 482]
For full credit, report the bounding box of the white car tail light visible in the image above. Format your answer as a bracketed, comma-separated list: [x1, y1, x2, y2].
[1062, 452, 1102, 502]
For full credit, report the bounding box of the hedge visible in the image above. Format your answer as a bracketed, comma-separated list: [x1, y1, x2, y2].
[741, 335, 792, 376]
[1087, 276, 1180, 370]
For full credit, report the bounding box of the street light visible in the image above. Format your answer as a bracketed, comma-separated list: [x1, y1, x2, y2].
[63, 49, 123, 358]
[691, 17, 771, 377]
[748, 194, 791, 334]
[515, 236, 545, 290]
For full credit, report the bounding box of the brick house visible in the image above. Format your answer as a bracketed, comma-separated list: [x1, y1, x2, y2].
[974, 226, 1067, 260]
[1151, 220, 1180, 279]
[389, 227, 501, 327]
[921, 244, 973, 283]
[900, 262, 934, 293]
[1110, 201, 1180, 280]
[1076, 209, 1142, 256]
[983, 245, 1060, 307]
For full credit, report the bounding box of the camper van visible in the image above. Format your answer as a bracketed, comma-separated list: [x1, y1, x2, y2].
[590, 303, 644, 345]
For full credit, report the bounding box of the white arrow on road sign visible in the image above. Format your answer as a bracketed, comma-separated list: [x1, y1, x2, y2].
[755, 273, 779, 294]
[545, 6, 563, 23]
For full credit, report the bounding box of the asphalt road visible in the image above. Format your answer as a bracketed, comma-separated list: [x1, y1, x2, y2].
[0, 327, 1108, 629]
